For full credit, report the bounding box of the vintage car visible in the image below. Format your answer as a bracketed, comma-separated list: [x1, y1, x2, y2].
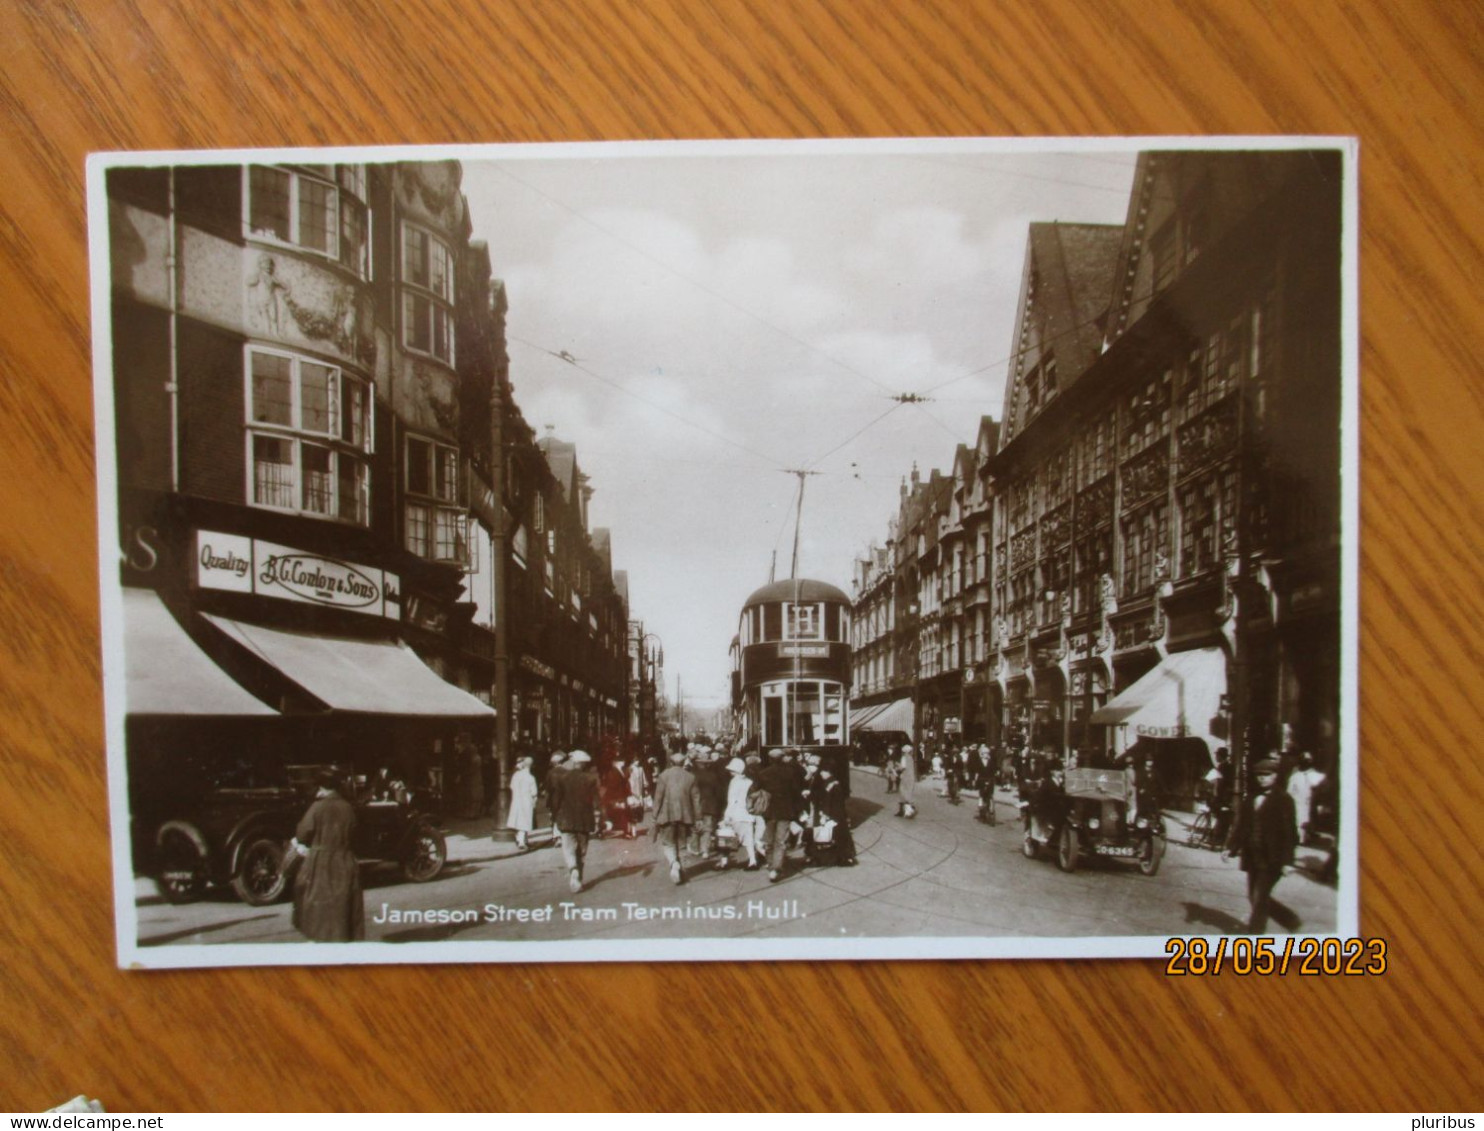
[1053, 766, 1167, 876]
[151, 771, 447, 906]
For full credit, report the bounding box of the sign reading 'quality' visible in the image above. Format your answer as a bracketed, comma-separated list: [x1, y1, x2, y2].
[195, 530, 400, 619]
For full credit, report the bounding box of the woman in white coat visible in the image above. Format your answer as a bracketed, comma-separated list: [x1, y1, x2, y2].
[718, 757, 760, 870]
[506, 756, 538, 851]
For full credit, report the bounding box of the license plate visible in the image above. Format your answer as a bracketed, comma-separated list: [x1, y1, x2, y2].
[1095, 844, 1136, 857]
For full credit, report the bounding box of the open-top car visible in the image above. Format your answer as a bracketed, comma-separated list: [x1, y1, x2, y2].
[150, 769, 447, 906]
[1053, 766, 1166, 876]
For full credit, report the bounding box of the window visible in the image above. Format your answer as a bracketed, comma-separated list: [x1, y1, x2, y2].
[246, 165, 369, 277]
[1121, 502, 1170, 597]
[404, 434, 467, 563]
[401, 223, 455, 364]
[246, 347, 372, 525]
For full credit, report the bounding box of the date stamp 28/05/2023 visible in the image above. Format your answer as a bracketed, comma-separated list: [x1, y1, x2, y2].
[1164, 937, 1387, 976]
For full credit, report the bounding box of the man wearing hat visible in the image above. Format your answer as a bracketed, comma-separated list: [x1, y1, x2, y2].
[652, 751, 702, 884]
[555, 750, 601, 893]
[1227, 757, 1299, 932]
[754, 748, 803, 881]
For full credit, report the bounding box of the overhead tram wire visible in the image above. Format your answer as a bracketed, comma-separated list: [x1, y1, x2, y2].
[491, 163, 903, 400]
[509, 336, 787, 470]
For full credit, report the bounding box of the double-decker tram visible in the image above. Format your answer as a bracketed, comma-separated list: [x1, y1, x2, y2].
[734, 578, 853, 788]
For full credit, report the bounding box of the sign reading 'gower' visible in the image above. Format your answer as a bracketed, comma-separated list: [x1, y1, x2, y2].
[195, 530, 400, 620]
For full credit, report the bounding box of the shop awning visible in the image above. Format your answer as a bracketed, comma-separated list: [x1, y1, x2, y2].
[855, 697, 915, 739]
[1089, 646, 1226, 750]
[122, 589, 277, 716]
[202, 614, 494, 717]
[850, 701, 890, 728]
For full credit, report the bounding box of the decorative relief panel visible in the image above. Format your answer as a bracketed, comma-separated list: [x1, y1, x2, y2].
[1176, 394, 1238, 478]
[1077, 473, 1114, 528]
[1010, 527, 1037, 572]
[1121, 445, 1170, 510]
[243, 250, 376, 368]
[1041, 502, 1072, 548]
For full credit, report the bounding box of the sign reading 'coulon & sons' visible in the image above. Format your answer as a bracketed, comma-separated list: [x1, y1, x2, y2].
[195, 530, 401, 619]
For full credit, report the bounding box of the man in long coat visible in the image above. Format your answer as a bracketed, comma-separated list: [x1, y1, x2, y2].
[1229, 757, 1299, 932]
[754, 748, 804, 882]
[651, 751, 702, 884]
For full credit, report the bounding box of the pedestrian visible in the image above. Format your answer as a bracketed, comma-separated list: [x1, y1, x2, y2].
[506, 755, 538, 852]
[290, 768, 364, 942]
[602, 758, 633, 839]
[543, 751, 568, 842]
[555, 750, 601, 893]
[652, 751, 702, 885]
[1287, 751, 1326, 846]
[754, 748, 803, 882]
[691, 750, 728, 859]
[1227, 757, 1300, 933]
[718, 757, 761, 870]
[966, 744, 984, 793]
[884, 750, 901, 793]
[810, 764, 857, 866]
[895, 743, 918, 818]
[944, 747, 962, 804]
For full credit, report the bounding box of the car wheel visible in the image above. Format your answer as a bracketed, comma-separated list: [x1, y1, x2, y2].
[401, 829, 447, 883]
[1057, 824, 1079, 873]
[156, 825, 209, 904]
[232, 837, 291, 906]
[1139, 834, 1166, 877]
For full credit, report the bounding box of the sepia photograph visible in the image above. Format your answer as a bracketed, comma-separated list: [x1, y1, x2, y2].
[90, 137, 1357, 967]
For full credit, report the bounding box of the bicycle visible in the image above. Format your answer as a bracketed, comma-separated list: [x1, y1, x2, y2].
[1186, 803, 1223, 850]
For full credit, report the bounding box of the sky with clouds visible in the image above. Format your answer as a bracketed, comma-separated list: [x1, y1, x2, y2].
[460, 143, 1137, 716]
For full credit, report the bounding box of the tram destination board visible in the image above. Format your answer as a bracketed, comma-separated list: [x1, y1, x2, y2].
[89, 136, 1358, 969]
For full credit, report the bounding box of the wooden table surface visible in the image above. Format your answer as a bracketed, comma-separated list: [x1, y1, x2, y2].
[1, 0, 1479, 1113]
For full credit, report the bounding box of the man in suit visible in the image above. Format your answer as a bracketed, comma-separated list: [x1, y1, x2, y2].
[555, 750, 601, 894]
[755, 748, 804, 882]
[1228, 757, 1300, 932]
[652, 751, 702, 885]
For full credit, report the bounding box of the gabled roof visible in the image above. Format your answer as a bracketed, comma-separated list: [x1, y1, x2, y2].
[999, 222, 1123, 446]
[591, 528, 612, 572]
[536, 435, 579, 500]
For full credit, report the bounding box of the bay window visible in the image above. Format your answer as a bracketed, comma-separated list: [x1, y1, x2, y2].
[404, 434, 468, 564]
[401, 222, 455, 364]
[246, 165, 370, 278]
[246, 347, 372, 524]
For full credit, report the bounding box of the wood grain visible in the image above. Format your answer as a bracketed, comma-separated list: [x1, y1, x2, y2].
[1, 0, 1480, 1112]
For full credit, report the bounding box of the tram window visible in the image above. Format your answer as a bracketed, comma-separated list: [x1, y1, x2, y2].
[763, 693, 784, 747]
[825, 603, 840, 641]
[823, 685, 844, 744]
[786, 603, 821, 639]
[763, 603, 782, 641]
[789, 681, 823, 744]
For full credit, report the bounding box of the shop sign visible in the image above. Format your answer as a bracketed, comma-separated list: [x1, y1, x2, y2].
[519, 655, 556, 681]
[777, 642, 829, 658]
[1135, 723, 1188, 739]
[196, 530, 398, 619]
[944, 717, 961, 734]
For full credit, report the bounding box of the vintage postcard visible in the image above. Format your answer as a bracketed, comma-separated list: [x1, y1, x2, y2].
[88, 137, 1358, 967]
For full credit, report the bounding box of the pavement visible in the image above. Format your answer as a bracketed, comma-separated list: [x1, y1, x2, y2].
[132, 767, 1340, 948]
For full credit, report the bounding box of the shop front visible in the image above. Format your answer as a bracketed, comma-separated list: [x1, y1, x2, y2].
[1089, 645, 1228, 809]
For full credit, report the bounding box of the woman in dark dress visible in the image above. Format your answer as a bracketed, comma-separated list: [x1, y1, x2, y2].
[811, 766, 857, 866]
[291, 770, 364, 942]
